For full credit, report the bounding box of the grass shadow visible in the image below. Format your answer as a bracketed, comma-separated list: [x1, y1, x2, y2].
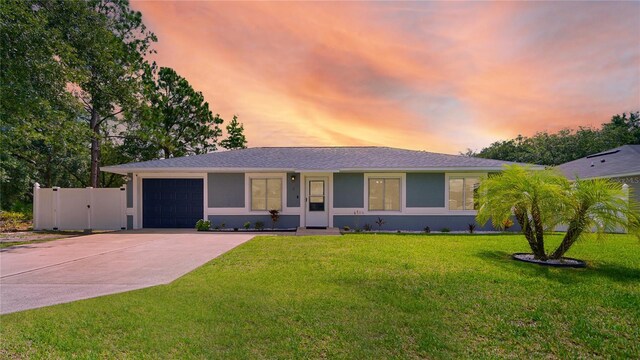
[474, 250, 640, 284]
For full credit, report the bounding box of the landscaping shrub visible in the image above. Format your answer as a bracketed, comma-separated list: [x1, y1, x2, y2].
[0, 211, 28, 232]
[268, 209, 280, 229]
[255, 221, 265, 231]
[243, 222, 251, 230]
[503, 218, 514, 230]
[363, 223, 372, 231]
[423, 226, 431, 234]
[195, 219, 211, 231]
[440, 227, 451, 233]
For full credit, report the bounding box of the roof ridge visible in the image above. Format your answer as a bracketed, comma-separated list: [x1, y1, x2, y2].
[245, 146, 471, 157]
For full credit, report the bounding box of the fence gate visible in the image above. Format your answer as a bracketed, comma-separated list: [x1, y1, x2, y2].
[33, 183, 126, 231]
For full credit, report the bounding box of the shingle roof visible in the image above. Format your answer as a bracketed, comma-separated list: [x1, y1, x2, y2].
[101, 146, 530, 174]
[557, 145, 640, 179]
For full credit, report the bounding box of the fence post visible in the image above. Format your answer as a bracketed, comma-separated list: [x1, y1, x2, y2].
[52, 186, 60, 230]
[120, 185, 126, 230]
[86, 187, 93, 233]
[33, 183, 40, 230]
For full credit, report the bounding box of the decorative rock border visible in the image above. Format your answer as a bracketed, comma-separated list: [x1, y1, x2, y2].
[512, 253, 587, 268]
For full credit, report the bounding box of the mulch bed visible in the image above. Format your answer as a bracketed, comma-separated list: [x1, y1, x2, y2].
[512, 253, 587, 268]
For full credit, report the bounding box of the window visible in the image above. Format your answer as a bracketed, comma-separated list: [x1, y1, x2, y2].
[251, 178, 282, 211]
[449, 177, 479, 210]
[309, 180, 325, 211]
[368, 178, 400, 211]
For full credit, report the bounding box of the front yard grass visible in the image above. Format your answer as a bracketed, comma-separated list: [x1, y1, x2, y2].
[1, 234, 639, 358]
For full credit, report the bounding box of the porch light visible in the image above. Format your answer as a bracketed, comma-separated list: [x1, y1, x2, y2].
[291, 175, 296, 182]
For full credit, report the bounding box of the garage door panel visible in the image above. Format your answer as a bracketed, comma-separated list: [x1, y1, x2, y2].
[142, 179, 203, 228]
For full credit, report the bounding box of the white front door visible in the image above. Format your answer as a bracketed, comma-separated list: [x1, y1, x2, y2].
[305, 177, 329, 228]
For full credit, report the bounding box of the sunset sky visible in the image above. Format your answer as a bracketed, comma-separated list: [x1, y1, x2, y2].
[131, 1, 640, 154]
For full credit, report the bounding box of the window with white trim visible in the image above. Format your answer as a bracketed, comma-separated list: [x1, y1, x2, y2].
[368, 178, 400, 211]
[251, 178, 282, 211]
[449, 177, 479, 210]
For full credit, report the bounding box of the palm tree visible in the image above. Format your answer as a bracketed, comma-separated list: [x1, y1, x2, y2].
[550, 178, 640, 259]
[477, 165, 640, 261]
[476, 165, 569, 260]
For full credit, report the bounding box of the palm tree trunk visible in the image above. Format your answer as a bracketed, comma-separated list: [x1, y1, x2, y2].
[530, 201, 547, 260]
[515, 209, 547, 260]
[550, 209, 587, 259]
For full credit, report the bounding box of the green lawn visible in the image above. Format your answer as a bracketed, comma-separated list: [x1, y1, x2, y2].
[1, 234, 639, 358]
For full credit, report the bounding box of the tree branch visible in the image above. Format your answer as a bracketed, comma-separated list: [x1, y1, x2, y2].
[98, 109, 125, 126]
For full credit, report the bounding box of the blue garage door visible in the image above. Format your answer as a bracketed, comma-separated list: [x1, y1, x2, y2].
[143, 179, 203, 228]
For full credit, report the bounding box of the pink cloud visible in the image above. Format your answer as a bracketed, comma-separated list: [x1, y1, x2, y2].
[132, 1, 640, 153]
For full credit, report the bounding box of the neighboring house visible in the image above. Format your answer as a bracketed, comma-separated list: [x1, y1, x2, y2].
[102, 147, 528, 231]
[557, 145, 640, 204]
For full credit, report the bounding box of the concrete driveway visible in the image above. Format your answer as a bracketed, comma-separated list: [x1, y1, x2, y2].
[0, 230, 254, 314]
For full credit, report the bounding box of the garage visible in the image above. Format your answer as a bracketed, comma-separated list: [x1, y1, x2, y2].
[142, 178, 204, 228]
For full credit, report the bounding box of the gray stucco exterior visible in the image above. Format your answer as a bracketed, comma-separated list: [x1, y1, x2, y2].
[333, 215, 519, 232]
[126, 173, 133, 208]
[406, 173, 445, 207]
[333, 173, 364, 208]
[208, 215, 300, 229]
[208, 173, 245, 208]
[287, 172, 300, 207]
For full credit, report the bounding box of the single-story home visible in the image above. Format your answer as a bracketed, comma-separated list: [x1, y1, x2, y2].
[557, 145, 640, 203]
[102, 146, 528, 231]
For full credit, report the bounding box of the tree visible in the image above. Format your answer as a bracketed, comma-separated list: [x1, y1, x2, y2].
[220, 115, 247, 150]
[476, 165, 569, 260]
[128, 66, 223, 159]
[0, 0, 88, 209]
[52, 0, 156, 187]
[476, 165, 640, 261]
[601, 112, 640, 145]
[469, 112, 640, 166]
[550, 178, 640, 259]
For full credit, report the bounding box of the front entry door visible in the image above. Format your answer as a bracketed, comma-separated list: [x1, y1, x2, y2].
[305, 178, 329, 228]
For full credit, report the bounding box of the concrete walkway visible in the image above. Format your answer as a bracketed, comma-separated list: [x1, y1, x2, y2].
[295, 227, 342, 236]
[0, 230, 254, 314]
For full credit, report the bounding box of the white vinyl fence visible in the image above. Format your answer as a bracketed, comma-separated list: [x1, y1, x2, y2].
[33, 183, 127, 231]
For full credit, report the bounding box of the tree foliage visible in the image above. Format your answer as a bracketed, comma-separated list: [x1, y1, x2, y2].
[52, 0, 157, 187]
[1, 1, 243, 211]
[476, 165, 640, 260]
[466, 112, 640, 166]
[1, 0, 88, 208]
[125, 66, 223, 159]
[220, 115, 247, 150]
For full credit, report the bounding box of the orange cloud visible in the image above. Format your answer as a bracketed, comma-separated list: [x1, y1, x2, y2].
[132, 1, 640, 153]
